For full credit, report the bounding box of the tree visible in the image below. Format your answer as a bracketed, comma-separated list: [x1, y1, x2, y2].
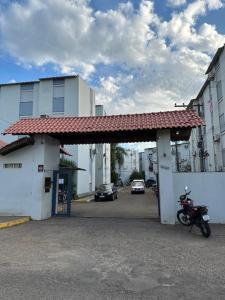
[111, 144, 127, 183]
[129, 170, 145, 183]
[59, 158, 77, 169]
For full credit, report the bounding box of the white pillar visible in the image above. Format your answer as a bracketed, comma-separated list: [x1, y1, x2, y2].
[157, 129, 175, 224]
[31, 135, 60, 220]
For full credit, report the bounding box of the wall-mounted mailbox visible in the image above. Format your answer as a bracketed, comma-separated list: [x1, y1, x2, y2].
[44, 177, 51, 193]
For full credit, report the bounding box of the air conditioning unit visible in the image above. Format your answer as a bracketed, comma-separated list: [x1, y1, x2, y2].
[213, 134, 220, 142]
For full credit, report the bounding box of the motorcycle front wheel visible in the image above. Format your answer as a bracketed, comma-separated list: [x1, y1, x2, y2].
[177, 209, 191, 226]
[199, 221, 211, 238]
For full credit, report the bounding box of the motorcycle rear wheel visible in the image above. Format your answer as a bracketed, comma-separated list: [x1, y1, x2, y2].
[177, 209, 191, 226]
[200, 222, 211, 238]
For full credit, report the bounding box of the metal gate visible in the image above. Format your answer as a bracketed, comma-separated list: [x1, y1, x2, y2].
[52, 169, 73, 216]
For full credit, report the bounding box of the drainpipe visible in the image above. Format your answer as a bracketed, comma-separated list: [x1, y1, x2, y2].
[208, 80, 217, 171]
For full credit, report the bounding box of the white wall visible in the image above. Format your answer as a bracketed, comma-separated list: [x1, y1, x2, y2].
[95, 105, 111, 188]
[144, 148, 156, 180]
[173, 172, 225, 223]
[0, 135, 60, 220]
[116, 149, 139, 184]
[157, 129, 175, 224]
[0, 76, 96, 196]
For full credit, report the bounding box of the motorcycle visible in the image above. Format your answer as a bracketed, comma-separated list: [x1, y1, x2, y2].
[177, 186, 211, 238]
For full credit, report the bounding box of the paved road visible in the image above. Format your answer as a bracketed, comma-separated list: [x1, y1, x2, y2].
[72, 187, 159, 219]
[0, 191, 225, 299]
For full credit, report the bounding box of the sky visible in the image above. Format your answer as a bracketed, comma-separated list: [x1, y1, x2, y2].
[0, 0, 225, 151]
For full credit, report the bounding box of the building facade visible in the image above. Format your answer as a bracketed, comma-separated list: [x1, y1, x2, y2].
[141, 143, 191, 178]
[95, 105, 111, 188]
[143, 148, 157, 181]
[171, 142, 191, 172]
[116, 149, 139, 184]
[0, 75, 96, 196]
[189, 44, 225, 172]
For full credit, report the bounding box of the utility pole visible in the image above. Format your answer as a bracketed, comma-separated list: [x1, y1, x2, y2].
[174, 102, 205, 172]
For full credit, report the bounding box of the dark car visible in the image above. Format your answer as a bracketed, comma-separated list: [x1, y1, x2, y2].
[95, 183, 118, 201]
[145, 178, 156, 188]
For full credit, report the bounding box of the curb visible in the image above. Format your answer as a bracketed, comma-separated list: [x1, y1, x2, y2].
[74, 197, 94, 203]
[0, 217, 30, 229]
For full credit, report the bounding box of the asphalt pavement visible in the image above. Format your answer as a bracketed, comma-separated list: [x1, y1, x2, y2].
[72, 187, 159, 219]
[0, 187, 225, 299]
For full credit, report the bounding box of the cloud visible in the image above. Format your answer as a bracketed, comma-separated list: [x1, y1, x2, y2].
[207, 0, 224, 10]
[0, 0, 225, 115]
[167, 0, 187, 7]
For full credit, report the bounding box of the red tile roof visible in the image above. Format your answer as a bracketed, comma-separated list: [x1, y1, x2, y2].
[0, 140, 7, 149]
[3, 110, 203, 136]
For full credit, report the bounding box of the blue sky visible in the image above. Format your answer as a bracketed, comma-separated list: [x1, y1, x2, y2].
[0, 0, 225, 117]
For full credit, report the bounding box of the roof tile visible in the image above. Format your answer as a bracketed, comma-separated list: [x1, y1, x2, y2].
[3, 110, 204, 136]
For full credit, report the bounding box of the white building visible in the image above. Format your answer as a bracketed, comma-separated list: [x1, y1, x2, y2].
[116, 149, 139, 184]
[171, 142, 191, 172]
[95, 105, 111, 188]
[189, 44, 225, 172]
[139, 152, 145, 173]
[0, 75, 96, 196]
[143, 148, 157, 181]
[141, 143, 191, 177]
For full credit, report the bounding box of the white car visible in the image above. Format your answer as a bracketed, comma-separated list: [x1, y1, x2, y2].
[131, 180, 145, 194]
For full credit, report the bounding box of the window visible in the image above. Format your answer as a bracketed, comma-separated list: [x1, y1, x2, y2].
[219, 113, 225, 133]
[3, 163, 22, 168]
[53, 97, 64, 113]
[222, 149, 225, 167]
[19, 102, 33, 116]
[216, 80, 223, 101]
[20, 84, 33, 116]
[53, 79, 64, 113]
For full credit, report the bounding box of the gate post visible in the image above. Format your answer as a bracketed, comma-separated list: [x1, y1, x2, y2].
[157, 129, 175, 224]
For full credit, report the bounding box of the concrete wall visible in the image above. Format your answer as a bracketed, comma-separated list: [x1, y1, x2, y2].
[173, 172, 225, 223]
[0, 135, 60, 220]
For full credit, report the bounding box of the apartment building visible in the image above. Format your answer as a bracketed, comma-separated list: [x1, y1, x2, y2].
[0, 75, 96, 195]
[95, 105, 111, 187]
[140, 143, 191, 179]
[189, 44, 225, 172]
[115, 149, 139, 184]
[142, 148, 157, 181]
[171, 142, 191, 172]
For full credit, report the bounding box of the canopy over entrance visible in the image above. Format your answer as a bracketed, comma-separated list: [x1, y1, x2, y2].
[3, 110, 203, 144]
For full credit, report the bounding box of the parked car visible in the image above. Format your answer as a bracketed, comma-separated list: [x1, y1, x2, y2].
[145, 178, 156, 188]
[95, 183, 118, 201]
[131, 180, 145, 194]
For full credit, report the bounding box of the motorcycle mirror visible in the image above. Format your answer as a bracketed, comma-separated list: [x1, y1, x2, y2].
[185, 186, 188, 191]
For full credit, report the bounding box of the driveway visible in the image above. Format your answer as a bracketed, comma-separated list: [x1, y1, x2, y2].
[0, 197, 225, 299]
[72, 187, 159, 219]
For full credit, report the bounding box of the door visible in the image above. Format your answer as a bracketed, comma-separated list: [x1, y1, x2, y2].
[52, 169, 73, 216]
